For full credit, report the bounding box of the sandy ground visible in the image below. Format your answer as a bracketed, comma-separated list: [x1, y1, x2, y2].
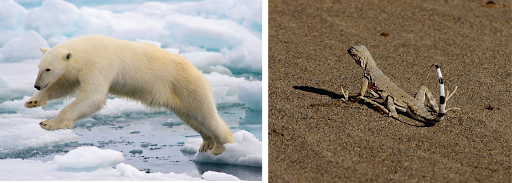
[268, 0, 511, 182]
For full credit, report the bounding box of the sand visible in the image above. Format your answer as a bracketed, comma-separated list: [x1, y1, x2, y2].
[268, 0, 511, 182]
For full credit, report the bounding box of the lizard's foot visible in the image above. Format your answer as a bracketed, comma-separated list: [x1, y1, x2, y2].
[340, 86, 349, 101]
[388, 112, 399, 118]
[352, 96, 363, 103]
[369, 90, 380, 98]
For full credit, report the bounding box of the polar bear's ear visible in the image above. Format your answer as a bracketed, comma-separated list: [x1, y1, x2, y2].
[40, 47, 49, 54]
[64, 52, 72, 61]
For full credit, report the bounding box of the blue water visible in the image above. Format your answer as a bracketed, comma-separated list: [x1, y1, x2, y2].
[21, 105, 262, 180]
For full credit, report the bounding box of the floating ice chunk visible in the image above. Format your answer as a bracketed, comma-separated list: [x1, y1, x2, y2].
[0, 31, 48, 62]
[202, 171, 241, 181]
[180, 138, 203, 154]
[181, 130, 262, 167]
[114, 163, 206, 180]
[238, 81, 262, 111]
[0, 157, 206, 181]
[116, 163, 146, 177]
[53, 146, 124, 169]
[0, 118, 79, 152]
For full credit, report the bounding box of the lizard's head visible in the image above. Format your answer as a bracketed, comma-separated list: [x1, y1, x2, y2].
[347, 45, 371, 68]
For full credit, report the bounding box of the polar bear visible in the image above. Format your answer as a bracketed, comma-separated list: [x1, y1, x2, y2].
[24, 35, 234, 155]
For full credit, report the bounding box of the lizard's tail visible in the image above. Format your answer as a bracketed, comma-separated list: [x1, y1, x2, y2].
[433, 64, 446, 122]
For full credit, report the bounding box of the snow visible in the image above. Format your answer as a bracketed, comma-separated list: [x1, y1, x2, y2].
[0, 0, 262, 181]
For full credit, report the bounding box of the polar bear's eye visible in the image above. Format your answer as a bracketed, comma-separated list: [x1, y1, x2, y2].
[46, 69, 51, 72]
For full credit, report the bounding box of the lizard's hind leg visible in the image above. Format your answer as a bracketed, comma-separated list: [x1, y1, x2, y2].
[415, 85, 440, 113]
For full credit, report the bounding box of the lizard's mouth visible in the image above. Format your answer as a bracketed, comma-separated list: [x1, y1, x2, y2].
[347, 47, 355, 54]
[347, 48, 359, 58]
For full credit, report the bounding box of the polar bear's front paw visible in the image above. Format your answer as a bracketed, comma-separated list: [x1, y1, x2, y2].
[25, 99, 45, 108]
[39, 120, 68, 131]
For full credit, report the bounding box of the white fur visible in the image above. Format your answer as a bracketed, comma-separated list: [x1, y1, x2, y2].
[25, 35, 234, 155]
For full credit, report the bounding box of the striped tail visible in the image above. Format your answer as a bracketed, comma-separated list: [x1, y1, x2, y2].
[433, 64, 446, 122]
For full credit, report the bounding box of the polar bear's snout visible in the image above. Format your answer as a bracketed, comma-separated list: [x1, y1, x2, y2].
[34, 82, 49, 90]
[34, 68, 52, 90]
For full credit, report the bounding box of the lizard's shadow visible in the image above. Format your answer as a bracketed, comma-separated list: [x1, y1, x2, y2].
[292, 86, 345, 99]
[357, 100, 436, 127]
[292, 85, 435, 128]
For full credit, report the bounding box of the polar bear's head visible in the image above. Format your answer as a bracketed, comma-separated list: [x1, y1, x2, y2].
[34, 47, 73, 90]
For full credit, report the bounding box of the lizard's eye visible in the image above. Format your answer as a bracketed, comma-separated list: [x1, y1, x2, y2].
[46, 68, 51, 72]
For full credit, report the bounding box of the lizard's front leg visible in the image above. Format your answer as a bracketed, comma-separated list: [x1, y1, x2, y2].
[40, 84, 108, 131]
[352, 79, 368, 103]
[415, 85, 439, 113]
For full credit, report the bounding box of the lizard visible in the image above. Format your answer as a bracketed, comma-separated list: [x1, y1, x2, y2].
[342, 45, 459, 123]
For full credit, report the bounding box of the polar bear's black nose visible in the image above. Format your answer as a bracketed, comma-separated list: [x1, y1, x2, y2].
[34, 85, 40, 90]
